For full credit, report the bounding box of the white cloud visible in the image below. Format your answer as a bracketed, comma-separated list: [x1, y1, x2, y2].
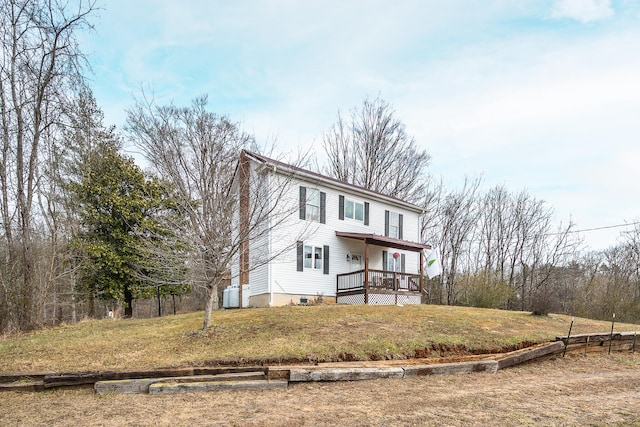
[551, 0, 614, 23]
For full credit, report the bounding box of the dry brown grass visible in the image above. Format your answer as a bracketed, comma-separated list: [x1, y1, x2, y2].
[0, 304, 638, 373]
[1, 353, 639, 426]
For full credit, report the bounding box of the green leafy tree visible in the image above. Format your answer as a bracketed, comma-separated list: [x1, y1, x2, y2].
[73, 143, 188, 317]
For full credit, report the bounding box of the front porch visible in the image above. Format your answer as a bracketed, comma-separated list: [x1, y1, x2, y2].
[334, 230, 430, 306]
[337, 269, 422, 305]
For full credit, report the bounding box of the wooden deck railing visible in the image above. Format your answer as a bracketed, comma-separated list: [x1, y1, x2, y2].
[337, 269, 421, 293]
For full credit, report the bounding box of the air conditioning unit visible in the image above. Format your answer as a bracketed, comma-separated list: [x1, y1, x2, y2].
[223, 285, 239, 308]
[223, 284, 250, 308]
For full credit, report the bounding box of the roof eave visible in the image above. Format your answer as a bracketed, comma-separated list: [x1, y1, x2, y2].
[242, 150, 425, 214]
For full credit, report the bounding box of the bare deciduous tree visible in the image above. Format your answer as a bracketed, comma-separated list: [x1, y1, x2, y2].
[321, 96, 431, 203]
[126, 95, 307, 329]
[422, 179, 580, 313]
[422, 177, 481, 305]
[0, 0, 96, 331]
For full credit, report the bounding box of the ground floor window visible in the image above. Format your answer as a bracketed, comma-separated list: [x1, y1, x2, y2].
[298, 241, 329, 274]
[304, 245, 323, 269]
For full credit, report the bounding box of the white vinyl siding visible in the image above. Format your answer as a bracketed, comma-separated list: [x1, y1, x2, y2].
[235, 158, 424, 302]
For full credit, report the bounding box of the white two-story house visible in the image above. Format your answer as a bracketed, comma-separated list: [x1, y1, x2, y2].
[229, 150, 430, 307]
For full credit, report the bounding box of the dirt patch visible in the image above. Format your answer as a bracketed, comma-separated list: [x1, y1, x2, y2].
[180, 340, 544, 368]
[413, 341, 540, 359]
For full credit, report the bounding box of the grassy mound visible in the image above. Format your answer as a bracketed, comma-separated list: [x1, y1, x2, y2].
[1, 304, 637, 372]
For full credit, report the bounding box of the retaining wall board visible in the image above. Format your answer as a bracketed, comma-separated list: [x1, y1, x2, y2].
[192, 367, 268, 376]
[403, 360, 498, 377]
[496, 341, 564, 370]
[94, 372, 268, 395]
[565, 341, 634, 355]
[0, 372, 54, 383]
[0, 381, 45, 392]
[267, 368, 291, 381]
[94, 375, 225, 395]
[289, 367, 404, 382]
[95, 378, 162, 395]
[148, 380, 288, 395]
[45, 371, 104, 388]
[44, 368, 197, 388]
[555, 333, 638, 345]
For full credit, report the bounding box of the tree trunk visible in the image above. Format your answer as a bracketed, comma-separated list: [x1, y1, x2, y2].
[202, 283, 219, 329]
[124, 286, 133, 318]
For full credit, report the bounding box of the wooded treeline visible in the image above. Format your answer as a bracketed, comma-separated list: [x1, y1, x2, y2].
[321, 98, 640, 324]
[1, 0, 638, 333]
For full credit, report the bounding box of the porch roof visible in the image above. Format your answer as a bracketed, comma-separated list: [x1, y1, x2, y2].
[335, 231, 431, 253]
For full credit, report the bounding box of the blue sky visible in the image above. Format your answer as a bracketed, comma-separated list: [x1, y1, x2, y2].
[83, 0, 640, 250]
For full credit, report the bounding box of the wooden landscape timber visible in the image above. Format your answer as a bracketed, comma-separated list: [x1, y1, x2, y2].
[557, 331, 635, 344]
[289, 367, 405, 382]
[403, 360, 498, 377]
[557, 331, 639, 355]
[0, 366, 269, 392]
[496, 341, 565, 370]
[43, 366, 268, 389]
[95, 372, 269, 394]
[148, 379, 289, 394]
[3, 332, 640, 394]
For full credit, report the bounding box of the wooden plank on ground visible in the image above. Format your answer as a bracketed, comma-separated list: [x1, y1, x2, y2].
[0, 372, 54, 384]
[555, 332, 639, 345]
[94, 372, 267, 395]
[403, 360, 498, 377]
[192, 366, 268, 376]
[45, 367, 196, 388]
[289, 367, 404, 382]
[497, 341, 564, 370]
[0, 381, 45, 392]
[565, 341, 633, 355]
[95, 378, 163, 395]
[148, 380, 288, 395]
[45, 367, 267, 389]
[267, 368, 290, 381]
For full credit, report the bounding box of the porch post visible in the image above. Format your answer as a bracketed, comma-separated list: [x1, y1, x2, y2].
[364, 242, 369, 304]
[419, 249, 424, 297]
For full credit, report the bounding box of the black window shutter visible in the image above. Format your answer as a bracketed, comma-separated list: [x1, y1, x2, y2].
[399, 214, 403, 239]
[364, 202, 369, 225]
[401, 254, 406, 273]
[323, 245, 330, 274]
[296, 241, 304, 271]
[299, 186, 306, 220]
[338, 195, 344, 220]
[320, 192, 326, 224]
[382, 251, 388, 271]
[384, 210, 389, 237]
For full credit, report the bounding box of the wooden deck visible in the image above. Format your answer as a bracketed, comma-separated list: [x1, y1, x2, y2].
[336, 269, 422, 305]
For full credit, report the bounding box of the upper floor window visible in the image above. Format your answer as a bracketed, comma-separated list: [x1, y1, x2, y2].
[385, 210, 403, 239]
[389, 211, 400, 238]
[299, 186, 326, 223]
[345, 199, 364, 221]
[306, 189, 320, 222]
[339, 195, 369, 225]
